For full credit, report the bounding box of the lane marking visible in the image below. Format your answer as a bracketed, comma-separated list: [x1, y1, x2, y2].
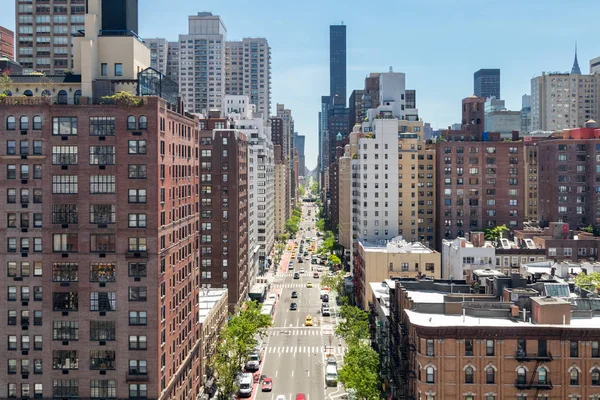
[291, 370, 294, 378]
[275, 370, 278, 378]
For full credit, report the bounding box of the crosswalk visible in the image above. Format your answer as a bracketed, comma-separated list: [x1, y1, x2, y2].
[265, 346, 345, 355]
[270, 329, 322, 336]
[276, 272, 311, 277]
[272, 283, 315, 288]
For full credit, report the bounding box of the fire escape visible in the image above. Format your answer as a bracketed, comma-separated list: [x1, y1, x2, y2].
[391, 306, 416, 400]
[514, 350, 553, 398]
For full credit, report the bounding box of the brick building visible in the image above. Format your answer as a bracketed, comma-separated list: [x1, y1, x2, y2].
[199, 117, 249, 312]
[436, 96, 525, 250]
[0, 26, 15, 60]
[0, 95, 208, 399]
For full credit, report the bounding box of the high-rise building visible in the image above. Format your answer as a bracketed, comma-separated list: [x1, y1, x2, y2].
[179, 12, 227, 114]
[329, 24, 346, 105]
[571, 44, 582, 74]
[348, 89, 365, 128]
[276, 104, 294, 207]
[521, 94, 532, 134]
[474, 68, 501, 99]
[531, 71, 599, 131]
[225, 38, 271, 117]
[165, 41, 180, 83]
[0, 26, 15, 60]
[405, 89, 416, 109]
[590, 55, 600, 75]
[144, 38, 169, 75]
[295, 133, 306, 177]
[15, 0, 86, 73]
[199, 116, 249, 311]
[271, 117, 288, 235]
[318, 95, 330, 191]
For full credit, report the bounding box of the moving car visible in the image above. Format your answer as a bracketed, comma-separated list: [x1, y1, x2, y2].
[261, 377, 273, 392]
[313, 272, 319, 278]
[306, 282, 313, 288]
[299, 268, 305, 274]
[295, 394, 306, 400]
[293, 272, 300, 279]
[290, 303, 297, 311]
[327, 356, 337, 366]
[297, 258, 303, 263]
[291, 291, 298, 298]
[276, 396, 287, 400]
[322, 307, 331, 316]
[304, 315, 313, 326]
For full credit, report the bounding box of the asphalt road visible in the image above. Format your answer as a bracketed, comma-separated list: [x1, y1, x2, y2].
[254, 200, 346, 400]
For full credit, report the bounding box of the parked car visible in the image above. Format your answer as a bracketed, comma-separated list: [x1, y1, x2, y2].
[245, 352, 261, 371]
[238, 373, 254, 397]
[322, 307, 331, 316]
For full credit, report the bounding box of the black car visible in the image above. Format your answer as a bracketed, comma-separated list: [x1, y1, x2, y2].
[293, 273, 300, 279]
[291, 291, 298, 298]
[289, 303, 297, 311]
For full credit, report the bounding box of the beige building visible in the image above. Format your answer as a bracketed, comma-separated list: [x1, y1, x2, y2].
[419, 145, 436, 248]
[338, 152, 352, 250]
[355, 236, 441, 308]
[274, 163, 288, 236]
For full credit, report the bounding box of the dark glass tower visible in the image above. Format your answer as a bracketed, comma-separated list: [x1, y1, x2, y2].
[330, 25, 347, 105]
[474, 68, 500, 99]
[101, 0, 139, 34]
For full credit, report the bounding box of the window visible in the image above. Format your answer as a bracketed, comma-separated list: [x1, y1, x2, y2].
[570, 340, 578, 357]
[129, 335, 147, 350]
[89, 146, 115, 164]
[90, 380, 116, 399]
[33, 140, 42, 155]
[90, 205, 116, 224]
[89, 263, 116, 282]
[486, 367, 495, 384]
[52, 292, 78, 311]
[114, 63, 123, 76]
[52, 204, 78, 224]
[52, 117, 78, 135]
[52, 321, 79, 340]
[128, 238, 147, 252]
[52, 146, 78, 165]
[52, 175, 78, 194]
[538, 367, 547, 384]
[129, 384, 147, 399]
[426, 366, 434, 383]
[127, 116, 136, 130]
[33, 116, 42, 130]
[7, 164, 15, 179]
[6, 141, 15, 155]
[465, 366, 474, 383]
[128, 214, 147, 228]
[128, 287, 147, 301]
[129, 189, 147, 203]
[570, 368, 579, 385]
[129, 360, 147, 375]
[52, 263, 78, 282]
[129, 164, 147, 179]
[100, 63, 107, 76]
[53, 350, 78, 370]
[53, 380, 78, 398]
[90, 175, 115, 194]
[6, 116, 16, 130]
[592, 368, 600, 385]
[20, 116, 29, 130]
[486, 340, 495, 356]
[90, 292, 116, 312]
[593, 341, 599, 358]
[8, 335, 17, 350]
[90, 234, 116, 253]
[90, 321, 116, 341]
[426, 339, 434, 356]
[128, 140, 147, 154]
[465, 339, 473, 356]
[129, 311, 147, 326]
[90, 350, 116, 370]
[53, 233, 78, 252]
[138, 116, 147, 130]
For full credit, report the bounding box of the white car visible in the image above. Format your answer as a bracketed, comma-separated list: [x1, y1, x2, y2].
[276, 396, 287, 400]
[299, 268, 305, 274]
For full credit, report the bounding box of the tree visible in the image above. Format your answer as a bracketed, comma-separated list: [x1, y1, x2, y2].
[285, 218, 299, 235]
[0, 72, 12, 99]
[316, 218, 326, 232]
[484, 224, 509, 241]
[338, 343, 380, 400]
[277, 234, 289, 242]
[212, 301, 272, 400]
[574, 271, 600, 291]
[100, 91, 143, 106]
[328, 254, 341, 265]
[335, 305, 370, 344]
[321, 273, 345, 296]
[311, 181, 319, 193]
[298, 185, 305, 197]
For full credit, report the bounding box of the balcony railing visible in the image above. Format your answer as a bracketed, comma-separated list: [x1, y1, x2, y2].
[514, 379, 553, 390]
[515, 351, 553, 362]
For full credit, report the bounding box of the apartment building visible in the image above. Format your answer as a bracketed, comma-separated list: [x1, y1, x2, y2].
[15, 0, 86, 73]
[538, 122, 600, 228]
[144, 38, 169, 75]
[383, 277, 600, 400]
[349, 89, 365, 127]
[276, 104, 295, 208]
[531, 71, 600, 131]
[225, 38, 271, 117]
[178, 12, 226, 114]
[271, 116, 289, 235]
[436, 96, 525, 250]
[166, 42, 180, 83]
[524, 141, 539, 222]
[338, 147, 352, 251]
[0, 26, 15, 59]
[199, 117, 249, 312]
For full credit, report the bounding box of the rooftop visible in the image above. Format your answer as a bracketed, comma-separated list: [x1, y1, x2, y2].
[361, 236, 436, 254]
[199, 288, 228, 324]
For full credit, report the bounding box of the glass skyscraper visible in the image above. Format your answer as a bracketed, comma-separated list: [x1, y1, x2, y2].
[329, 24, 346, 105]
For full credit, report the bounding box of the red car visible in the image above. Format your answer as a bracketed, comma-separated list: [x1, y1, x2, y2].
[261, 377, 273, 392]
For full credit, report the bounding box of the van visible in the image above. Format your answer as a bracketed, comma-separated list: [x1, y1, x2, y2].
[238, 373, 253, 397]
[325, 364, 338, 386]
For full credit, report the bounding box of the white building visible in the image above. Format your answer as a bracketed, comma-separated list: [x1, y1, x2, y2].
[590, 56, 600, 75]
[441, 235, 495, 280]
[144, 38, 169, 75]
[179, 12, 227, 114]
[225, 38, 271, 117]
[485, 111, 521, 137]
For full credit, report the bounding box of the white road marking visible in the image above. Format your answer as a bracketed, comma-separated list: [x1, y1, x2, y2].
[283, 318, 286, 326]
[275, 370, 278, 378]
[291, 370, 294, 378]
[307, 370, 310, 378]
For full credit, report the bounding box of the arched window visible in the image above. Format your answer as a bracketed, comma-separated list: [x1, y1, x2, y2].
[426, 367, 435, 383]
[465, 366, 474, 384]
[20, 116, 29, 130]
[33, 116, 42, 130]
[41, 90, 51, 97]
[57, 90, 68, 105]
[517, 367, 527, 384]
[4, 90, 12, 96]
[538, 367, 547, 384]
[592, 368, 600, 386]
[127, 116, 136, 130]
[6, 116, 16, 130]
[74, 90, 81, 105]
[138, 115, 147, 130]
[23, 90, 33, 97]
[570, 369, 579, 385]
[486, 367, 495, 384]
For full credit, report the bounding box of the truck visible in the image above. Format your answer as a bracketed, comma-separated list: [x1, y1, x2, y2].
[325, 364, 338, 387]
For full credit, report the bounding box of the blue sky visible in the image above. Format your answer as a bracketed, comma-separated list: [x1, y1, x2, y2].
[3, 0, 600, 170]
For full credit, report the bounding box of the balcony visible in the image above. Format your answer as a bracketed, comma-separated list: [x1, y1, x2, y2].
[514, 379, 553, 390]
[515, 351, 553, 362]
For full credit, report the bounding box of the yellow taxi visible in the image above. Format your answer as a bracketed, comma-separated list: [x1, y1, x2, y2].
[306, 282, 313, 288]
[305, 315, 313, 326]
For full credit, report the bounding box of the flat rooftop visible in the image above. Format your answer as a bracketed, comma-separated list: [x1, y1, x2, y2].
[199, 288, 228, 324]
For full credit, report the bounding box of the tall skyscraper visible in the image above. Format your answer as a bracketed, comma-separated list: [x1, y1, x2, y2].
[179, 12, 227, 114]
[0, 26, 15, 60]
[15, 0, 86, 73]
[225, 38, 271, 117]
[144, 38, 169, 75]
[474, 68, 500, 99]
[295, 133, 306, 176]
[571, 44, 582, 74]
[329, 24, 346, 105]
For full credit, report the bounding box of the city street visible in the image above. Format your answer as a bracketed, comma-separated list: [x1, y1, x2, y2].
[254, 200, 346, 400]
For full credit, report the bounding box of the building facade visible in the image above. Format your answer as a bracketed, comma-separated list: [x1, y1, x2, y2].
[474, 68, 500, 99]
[0, 26, 15, 60]
[329, 24, 346, 104]
[144, 38, 169, 75]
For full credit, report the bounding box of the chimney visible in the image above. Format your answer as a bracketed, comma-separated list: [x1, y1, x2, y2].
[510, 304, 520, 318]
[471, 232, 484, 248]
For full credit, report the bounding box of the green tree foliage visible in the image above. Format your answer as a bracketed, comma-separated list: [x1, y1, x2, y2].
[321, 273, 345, 296]
[574, 271, 600, 291]
[298, 185, 305, 197]
[277, 234, 289, 242]
[316, 218, 326, 232]
[100, 91, 142, 106]
[484, 224, 509, 241]
[212, 301, 272, 400]
[0, 72, 12, 100]
[335, 305, 370, 345]
[328, 254, 341, 265]
[311, 181, 319, 193]
[338, 343, 381, 400]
